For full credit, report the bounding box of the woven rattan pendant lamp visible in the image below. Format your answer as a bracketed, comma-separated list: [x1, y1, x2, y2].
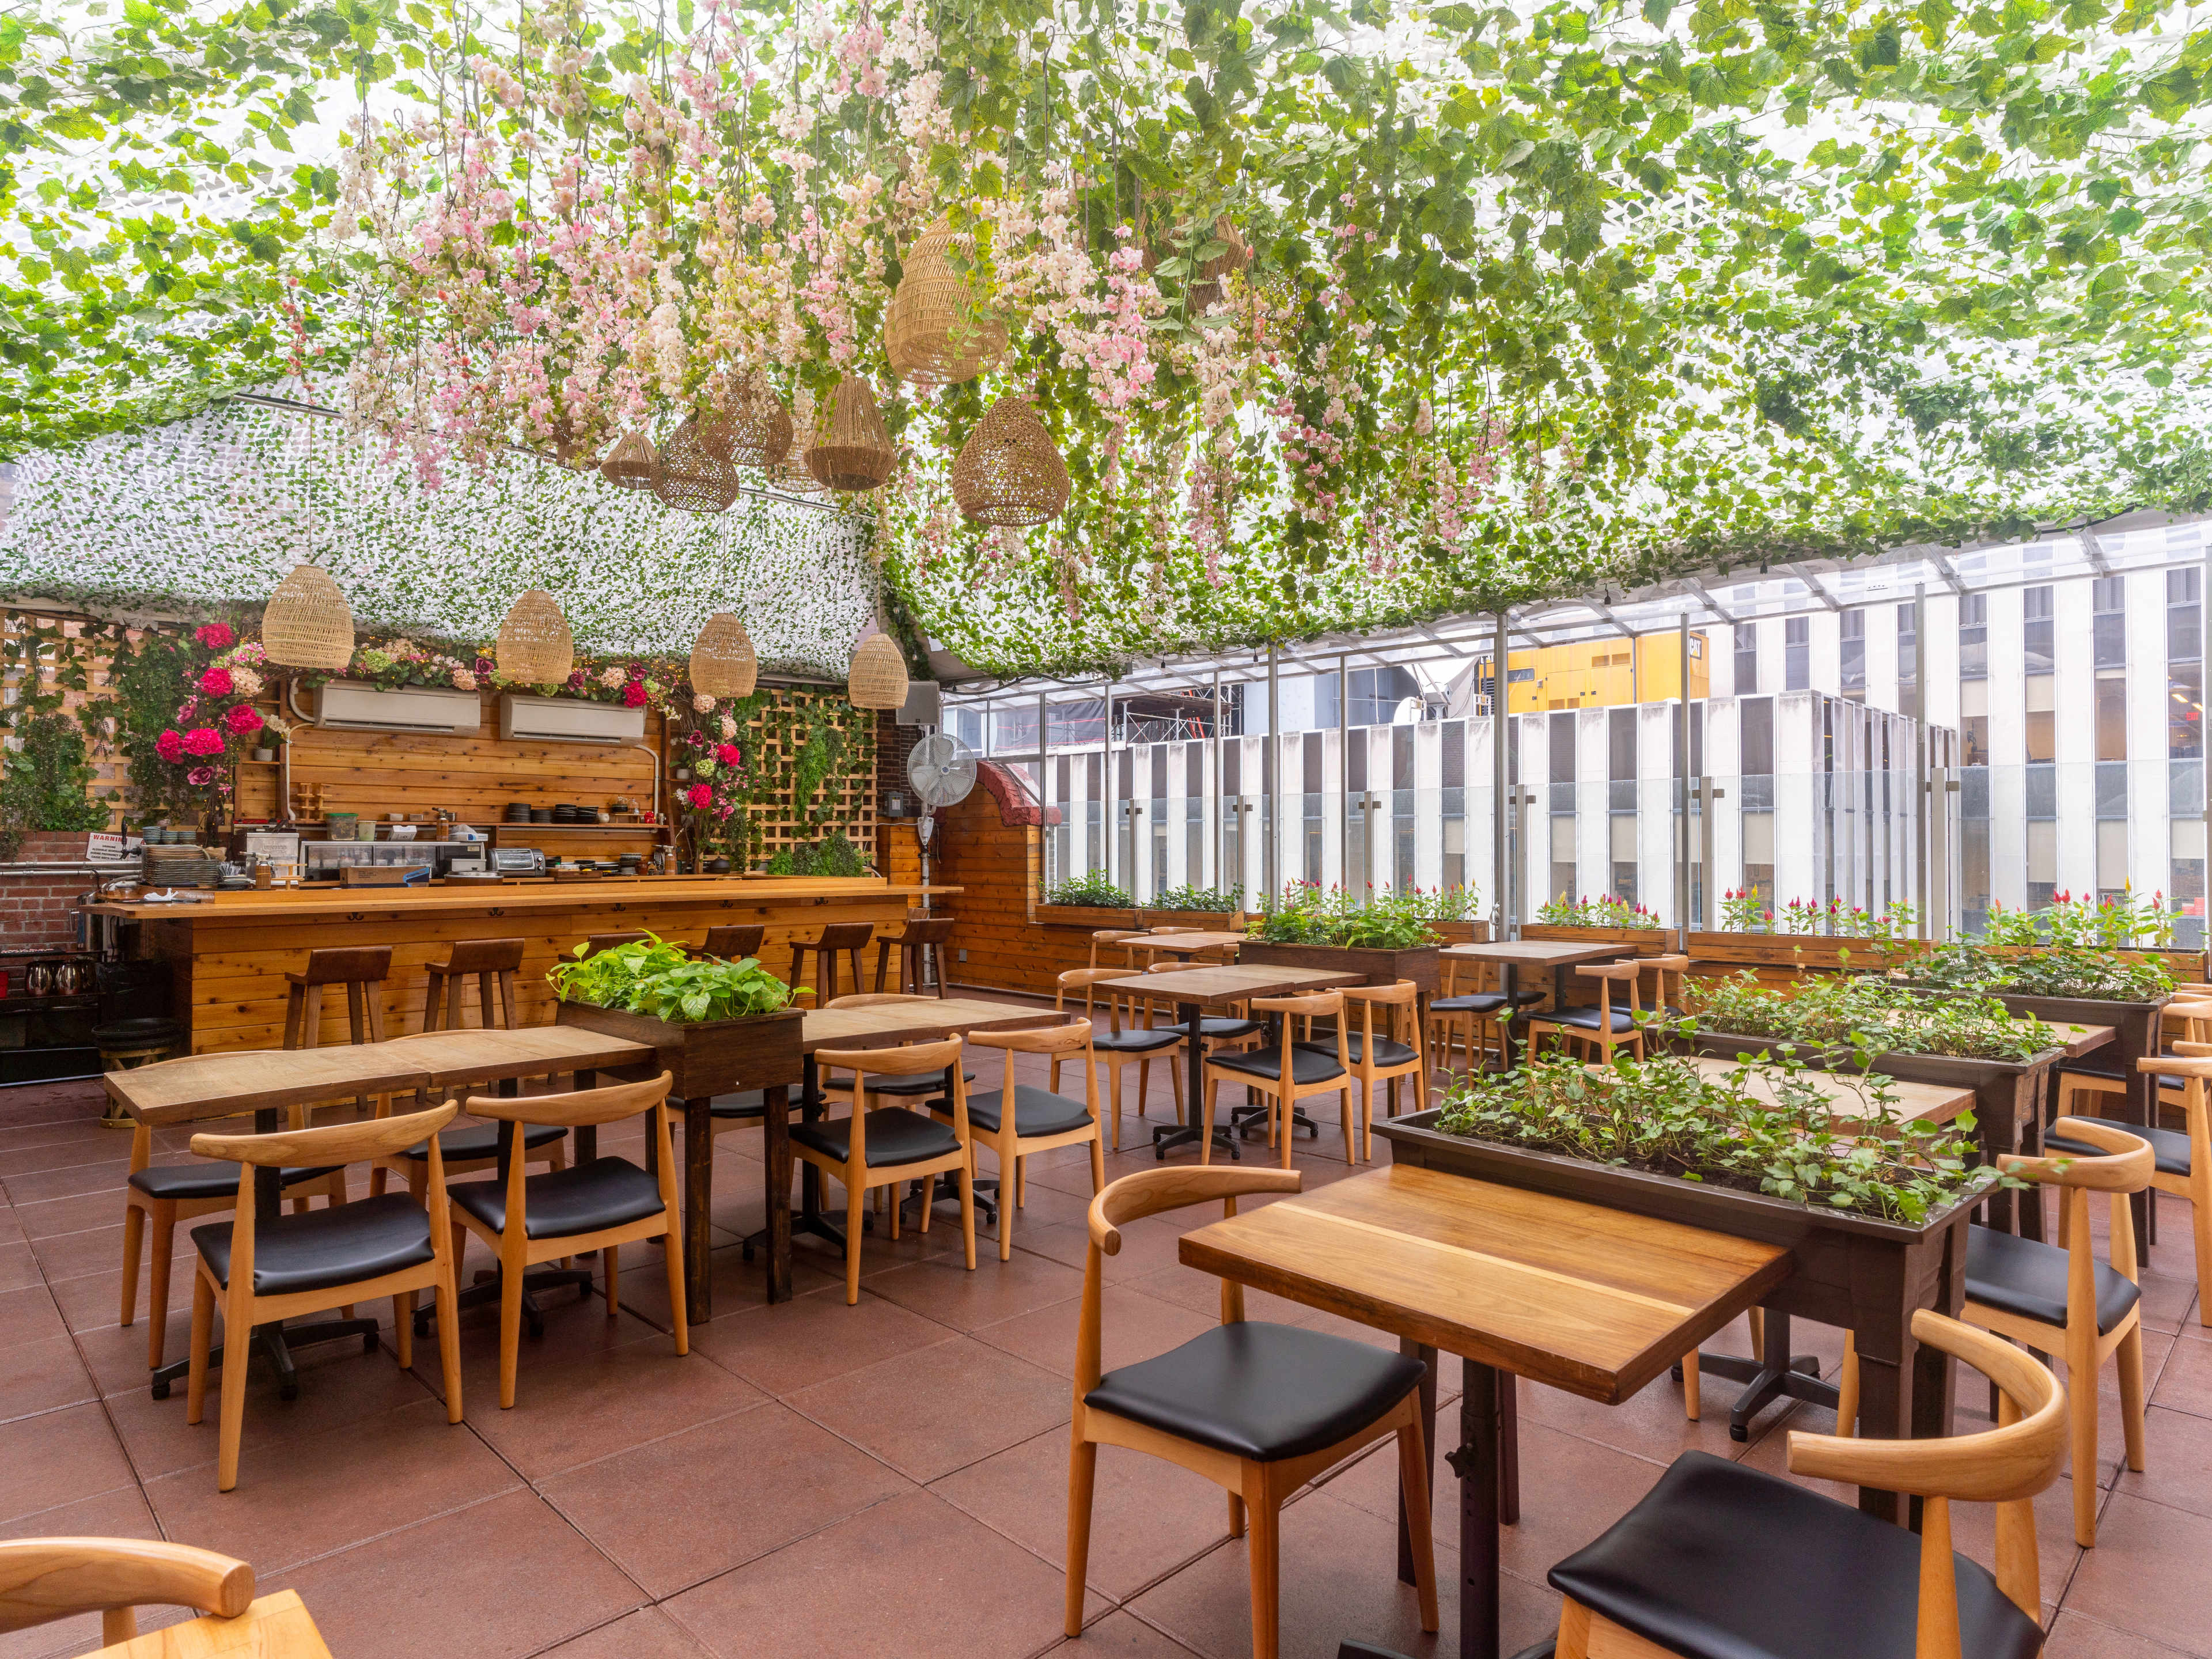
[497, 589, 575, 685]
[952, 393, 1070, 527]
[260, 564, 355, 671]
[806, 376, 896, 493]
[703, 374, 794, 469]
[600, 429, 660, 491]
[656, 416, 743, 513]
[885, 222, 1010, 387]
[690, 613, 758, 699]
[847, 632, 909, 711]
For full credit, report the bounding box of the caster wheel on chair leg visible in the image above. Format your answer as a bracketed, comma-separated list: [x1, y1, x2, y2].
[151, 1379, 171, 1401]
[1729, 1423, 1748, 1444]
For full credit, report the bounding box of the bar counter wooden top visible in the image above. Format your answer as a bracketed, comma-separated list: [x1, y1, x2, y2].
[99, 876, 960, 1054]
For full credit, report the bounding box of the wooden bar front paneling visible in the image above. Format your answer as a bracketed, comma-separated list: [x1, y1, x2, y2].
[91, 879, 954, 1054]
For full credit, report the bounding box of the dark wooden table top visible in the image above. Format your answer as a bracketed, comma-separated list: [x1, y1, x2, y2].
[1180, 1163, 1791, 1403]
[1094, 964, 1365, 1007]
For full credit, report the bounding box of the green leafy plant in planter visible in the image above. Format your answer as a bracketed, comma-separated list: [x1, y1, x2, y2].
[1676, 972, 2055, 1062]
[547, 932, 795, 1022]
[1983, 889, 2177, 950]
[1149, 884, 1242, 912]
[1435, 1050, 2004, 1226]
[1895, 942, 2175, 1003]
[1250, 882, 1441, 948]
[0, 710, 111, 857]
[761, 831, 873, 877]
[1533, 893, 1660, 929]
[1043, 872, 1133, 907]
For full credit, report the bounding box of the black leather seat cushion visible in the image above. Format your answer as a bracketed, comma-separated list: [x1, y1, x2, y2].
[790, 1107, 960, 1168]
[1301, 1032, 1417, 1067]
[450, 1157, 666, 1240]
[844, 1070, 976, 1098]
[2057, 1058, 2186, 1093]
[1545, 1449, 2042, 1659]
[2045, 1116, 2191, 1178]
[1153, 1016, 1262, 1041]
[1087, 1321, 1424, 1461]
[94, 1017, 187, 1046]
[1092, 1028, 1184, 1055]
[1966, 1222, 2142, 1334]
[193, 1194, 434, 1296]
[965, 1084, 1094, 1138]
[1432, 993, 1508, 1014]
[710, 1090, 767, 1120]
[1541, 1004, 1641, 1035]
[130, 1161, 339, 1202]
[1209, 1044, 1346, 1085]
[395, 1122, 567, 1162]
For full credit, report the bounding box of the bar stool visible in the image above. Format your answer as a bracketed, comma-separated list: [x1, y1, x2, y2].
[696, 924, 765, 960]
[96, 1018, 188, 1129]
[874, 916, 955, 997]
[421, 937, 524, 1033]
[582, 931, 650, 956]
[789, 922, 875, 1007]
[282, 946, 392, 1048]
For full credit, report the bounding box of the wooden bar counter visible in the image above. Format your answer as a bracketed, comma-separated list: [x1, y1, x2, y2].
[89, 877, 957, 1054]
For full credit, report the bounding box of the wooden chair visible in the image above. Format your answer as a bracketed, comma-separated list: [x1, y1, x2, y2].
[2054, 995, 2212, 1121]
[367, 1099, 567, 1206]
[448, 1072, 687, 1408]
[282, 945, 392, 1048]
[581, 931, 650, 956]
[1426, 956, 1512, 1074]
[186, 1103, 465, 1491]
[1303, 982, 1424, 1163]
[0, 1538, 253, 1647]
[696, 923, 766, 960]
[420, 937, 524, 1033]
[940, 1021, 1104, 1259]
[1065, 1167, 1437, 1658]
[1635, 952, 1691, 1019]
[1524, 959, 1646, 1063]
[1948, 1115, 2153, 1547]
[816, 994, 975, 1116]
[1088, 929, 1146, 969]
[1202, 991, 1350, 1168]
[790, 921, 876, 1007]
[2105, 1046, 2212, 1330]
[797, 1037, 978, 1301]
[1542, 1310, 2062, 1659]
[1055, 968, 1184, 1150]
[874, 916, 956, 996]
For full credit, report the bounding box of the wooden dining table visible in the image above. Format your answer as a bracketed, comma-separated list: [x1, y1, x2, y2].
[1441, 940, 1628, 1067]
[1180, 1163, 1790, 1659]
[86, 1591, 332, 1657]
[1683, 1053, 1978, 1126]
[1126, 930, 1249, 961]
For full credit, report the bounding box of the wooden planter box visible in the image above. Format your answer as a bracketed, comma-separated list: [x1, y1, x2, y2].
[554, 1000, 804, 1098]
[1135, 909, 1238, 928]
[1980, 944, 2205, 982]
[1685, 931, 1921, 976]
[1237, 940, 1442, 995]
[1429, 920, 1492, 945]
[1033, 903, 1141, 930]
[1522, 923, 1671, 957]
[1378, 1108, 1974, 1505]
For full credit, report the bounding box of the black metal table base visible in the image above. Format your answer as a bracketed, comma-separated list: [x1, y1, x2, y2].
[1152, 1121, 1241, 1160]
[1675, 1310, 1836, 1441]
[149, 1316, 381, 1402]
[412, 1265, 595, 1339]
[1230, 1103, 1318, 1144]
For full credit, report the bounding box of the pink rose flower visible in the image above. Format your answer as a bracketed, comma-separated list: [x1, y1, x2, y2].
[224, 704, 264, 736]
[622, 680, 648, 708]
[181, 727, 224, 758]
[186, 766, 216, 787]
[685, 783, 713, 809]
[715, 743, 743, 767]
[195, 623, 235, 650]
[198, 666, 234, 697]
[155, 729, 185, 763]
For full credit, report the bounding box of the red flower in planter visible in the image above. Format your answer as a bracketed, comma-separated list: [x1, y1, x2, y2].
[194, 623, 235, 650]
[224, 704, 264, 736]
[622, 680, 648, 708]
[198, 666, 234, 697]
[181, 727, 224, 758]
[685, 783, 713, 809]
[156, 729, 185, 763]
[715, 743, 743, 767]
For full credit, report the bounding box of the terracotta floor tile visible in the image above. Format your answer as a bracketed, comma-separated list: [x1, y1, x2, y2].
[537, 1607, 715, 1658]
[691, 1285, 957, 1396]
[2, 1157, 134, 1207]
[1053, 1609, 1209, 1656]
[540, 1399, 911, 1597]
[458, 1335, 765, 1479]
[2135, 1263, 2200, 1336]
[0, 1285, 66, 1354]
[0, 1400, 136, 1524]
[0, 1138, 130, 1180]
[276, 1490, 645, 1659]
[2046, 1610, 2202, 1657]
[28, 1218, 185, 1292]
[0, 1243, 37, 1294]
[0, 1334, 95, 1424]
[1015, 1214, 1199, 1283]
[973, 1285, 1218, 1381]
[10, 1190, 132, 1240]
[2064, 1493, 2212, 1656]
[1126, 1264, 1328, 1328]
[787, 1334, 1070, 1483]
[0, 1119, 114, 1157]
[932, 1425, 1245, 1603]
[2152, 1331, 2212, 1418]
[663, 1487, 1093, 1659]
[143, 1397, 520, 1573]
[2115, 1403, 2212, 1520]
[614, 1240, 840, 1330]
[866, 1245, 1086, 1331]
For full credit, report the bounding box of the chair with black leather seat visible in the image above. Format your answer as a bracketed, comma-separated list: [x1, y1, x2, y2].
[2052, 995, 2212, 1122]
[1066, 1166, 1437, 1659]
[939, 1021, 1103, 1259]
[1300, 981, 1423, 1163]
[816, 993, 976, 1109]
[0, 1537, 253, 1648]
[695, 923, 766, 961]
[120, 1115, 348, 1373]
[366, 1106, 567, 1206]
[1143, 960, 1263, 1135]
[2118, 1046, 2212, 1329]
[447, 1071, 687, 1407]
[1088, 928, 1145, 969]
[789, 921, 876, 1007]
[1056, 968, 1184, 1149]
[1523, 959, 1646, 1063]
[1426, 956, 1514, 1075]
[797, 1037, 978, 1302]
[185, 1103, 464, 1491]
[1203, 991, 1350, 1168]
[1535, 1310, 2063, 1659]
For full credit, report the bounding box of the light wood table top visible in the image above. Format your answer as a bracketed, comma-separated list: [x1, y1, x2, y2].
[1683, 1054, 1977, 1126]
[801, 998, 1068, 1054]
[1442, 940, 1628, 966]
[1128, 931, 1249, 958]
[2049, 1021, 2115, 1059]
[1094, 964, 1364, 1006]
[90, 1592, 331, 1658]
[369, 1025, 657, 1088]
[1180, 1164, 1790, 1403]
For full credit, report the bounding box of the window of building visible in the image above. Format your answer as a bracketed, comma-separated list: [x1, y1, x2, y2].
[1733, 622, 1757, 694]
[1784, 616, 1809, 691]
[2097, 672, 2128, 762]
[1896, 601, 1918, 719]
[1550, 815, 1576, 912]
[2025, 673, 2056, 763]
[2024, 585, 2055, 675]
[1741, 810, 1774, 908]
[1959, 593, 1988, 680]
[2094, 576, 2127, 671]
[1961, 678, 1990, 767]
[2172, 665, 2203, 760]
[1839, 608, 1866, 699]
[2169, 567, 2201, 662]
[1611, 813, 1638, 907]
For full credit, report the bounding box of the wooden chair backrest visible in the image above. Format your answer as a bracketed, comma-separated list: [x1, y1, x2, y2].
[2161, 996, 2212, 1041]
[1056, 968, 1141, 1035]
[465, 1071, 673, 1128]
[583, 931, 650, 956]
[1572, 959, 1643, 1017]
[0, 1539, 253, 1644]
[1250, 990, 1346, 1058]
[1644, 953, 1688, 1006]
[433, 937, 524, 975]
[813, 1036, 964, 1080]
[2138, 1046, 2212, 1132]
[1787, 1310, 2063, 1630]
[1342, 980, 1420, 1059]
[809, 922, 878, 952]
[1088, 929, 1143, 969]
[968, 1018, 1093, 1056]
[697, 924, 766, 960]
[1998, 1116, 2152, 1321]
[294, 945, 393, 984]
[192, 1101, 458, 1168]
[1077, 1168, 1304, 1392]
[1150, 927, 1203, 935]
[897, 918, 957, 946]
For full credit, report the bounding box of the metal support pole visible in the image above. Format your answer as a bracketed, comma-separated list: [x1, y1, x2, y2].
[1266, 645, 1279, 903]
[1493, 613, 1511, 940]
[1915, 585, 1932, 941]
[1037, 687, 1050, 890]
[1212, 664, 1224, 897]
[1339, 654, 1351, 891]
[1104, 677, 1117, 894]
[1677, 616, 1692, 950]
[2202, 547, 2211, 951]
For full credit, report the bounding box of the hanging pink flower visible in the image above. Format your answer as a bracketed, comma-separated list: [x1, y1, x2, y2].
[181, 727, 224, 758]
[176, 698, 199, 722]
[715, 743, 743, 767]
[567, 669, 588, 690]
[622, 680, 648, 708]
[186, 766, 217, 787]
[155, 729, 185, 763]
[685, 783, 713, 809]
[224, 704, 264, 737]
[198, 666, 234, 697]
[195, 623, 236, 650]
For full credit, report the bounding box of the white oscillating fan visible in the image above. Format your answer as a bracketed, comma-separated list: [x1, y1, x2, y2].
[907, 733, 979, 881]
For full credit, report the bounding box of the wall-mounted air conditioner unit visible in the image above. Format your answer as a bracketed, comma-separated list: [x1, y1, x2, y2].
[313, 681, 483, 736]
[498, 694, 647, 746]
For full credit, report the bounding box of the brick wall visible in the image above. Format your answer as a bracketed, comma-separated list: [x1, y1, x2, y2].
[0, 865, 92, 949]
[877, 709, 921, 820]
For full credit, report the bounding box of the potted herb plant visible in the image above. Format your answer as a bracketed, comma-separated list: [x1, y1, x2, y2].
[1032, 871, 1139, 930]
[1524, 893, 1670, 955]
[550, 931, 803, 1098]
[1238, 882, 1444, 996]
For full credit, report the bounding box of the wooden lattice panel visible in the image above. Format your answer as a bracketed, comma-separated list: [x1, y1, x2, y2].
[721, 687, 878, 869]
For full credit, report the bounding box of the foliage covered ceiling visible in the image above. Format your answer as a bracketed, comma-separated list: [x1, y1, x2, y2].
[3, 0, 2209, 679]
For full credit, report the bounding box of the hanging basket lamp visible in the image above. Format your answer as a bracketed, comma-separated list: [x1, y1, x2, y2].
[599, 429, 660, 491]
[806, 376, 897, 493]
[690, 613, 758, 700]
[703, 374, 794, 470]
[769, 455, 828, 495]
[885, 222, 1010, 388]
[260, 564, 355, 671]
[847, 633, 910, 711]
[952, 393, 1070, 527]
[497, 589, 575, 685]
[656, 416, 744, 514]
